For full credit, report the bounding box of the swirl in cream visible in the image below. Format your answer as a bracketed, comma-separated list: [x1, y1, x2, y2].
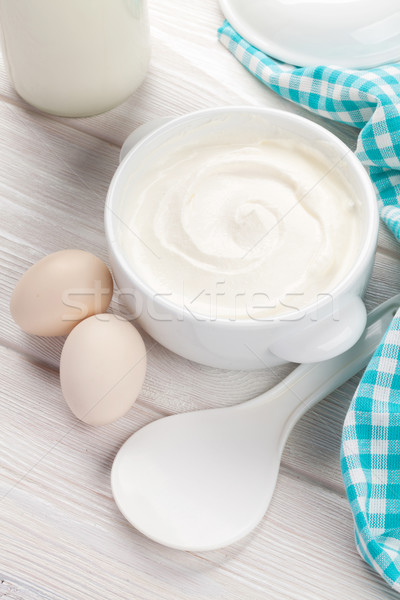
[122, 139, 361, 319]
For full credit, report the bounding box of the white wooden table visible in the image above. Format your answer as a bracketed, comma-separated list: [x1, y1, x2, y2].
[1, 2, 400, 599]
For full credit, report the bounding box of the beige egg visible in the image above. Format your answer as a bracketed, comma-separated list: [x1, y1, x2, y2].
[60, 314, 146, 426]
[10, 249, 113, 336]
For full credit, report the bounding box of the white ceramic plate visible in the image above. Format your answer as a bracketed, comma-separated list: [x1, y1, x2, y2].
[219, 0, 400, 68]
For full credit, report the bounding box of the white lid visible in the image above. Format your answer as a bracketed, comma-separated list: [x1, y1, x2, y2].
[219, 0, 400, 69]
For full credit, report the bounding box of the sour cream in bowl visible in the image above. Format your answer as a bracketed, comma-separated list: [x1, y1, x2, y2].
[105, 107, 378, 369]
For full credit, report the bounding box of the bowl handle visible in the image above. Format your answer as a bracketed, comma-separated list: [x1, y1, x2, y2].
[120, 117, 172, 163]
[270, 296, 368, 364]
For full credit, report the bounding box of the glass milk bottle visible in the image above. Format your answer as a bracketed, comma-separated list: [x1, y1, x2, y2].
[0, 0, 150, 117]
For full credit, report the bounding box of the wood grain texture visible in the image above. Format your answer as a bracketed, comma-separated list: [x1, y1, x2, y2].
[1, 1, 400, 599]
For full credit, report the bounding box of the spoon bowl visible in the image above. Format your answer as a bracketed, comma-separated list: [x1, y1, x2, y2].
[112, 407, 282, 550]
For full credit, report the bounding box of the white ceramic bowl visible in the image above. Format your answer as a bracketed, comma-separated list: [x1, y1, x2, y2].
[219, 0, 400, 69]
[105, 107, 378, 370]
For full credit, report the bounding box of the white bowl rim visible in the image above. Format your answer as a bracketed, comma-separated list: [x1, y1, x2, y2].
[105, 105, 379, 328]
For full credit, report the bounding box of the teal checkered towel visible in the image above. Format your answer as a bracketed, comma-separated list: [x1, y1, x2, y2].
[218, 20, 400, 591]
[342, 315, 400, 591]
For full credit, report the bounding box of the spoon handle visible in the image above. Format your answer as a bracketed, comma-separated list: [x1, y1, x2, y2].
[248, 294, 400, 444]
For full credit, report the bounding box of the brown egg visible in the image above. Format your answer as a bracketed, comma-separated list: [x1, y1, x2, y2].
[60, 314, 146, 426]
[10, 249, 113, 336]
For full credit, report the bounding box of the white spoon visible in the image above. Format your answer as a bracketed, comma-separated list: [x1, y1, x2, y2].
[112, 295, 399, 551]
